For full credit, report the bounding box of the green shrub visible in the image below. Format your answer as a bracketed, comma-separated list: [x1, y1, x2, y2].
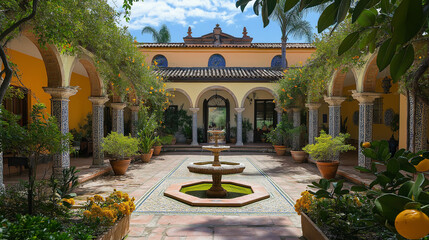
[102, 132, 139, 160]
[0, 215, 94, 240]
[159, 135, 174, 145]
[303, 130, 355, 162]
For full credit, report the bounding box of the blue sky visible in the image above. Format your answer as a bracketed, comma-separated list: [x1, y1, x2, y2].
[109, 0, 321, 43]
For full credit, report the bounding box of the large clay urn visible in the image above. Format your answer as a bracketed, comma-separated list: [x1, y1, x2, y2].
[316, 161, 339, 179]
[109, 159, 131, 175]
[274, 145, 287, 156]
[291, 150, 308, 163]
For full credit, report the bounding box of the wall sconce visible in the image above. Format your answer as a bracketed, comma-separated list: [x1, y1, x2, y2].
[382, 77, 392, 94]
[247, 92, 257, 105]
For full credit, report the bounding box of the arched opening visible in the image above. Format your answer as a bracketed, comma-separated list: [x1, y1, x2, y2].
[205, 94, 230, 144]
[242, 89, 276, 143]
[164, 88, 193, 143]
[208, 54, 226, 68]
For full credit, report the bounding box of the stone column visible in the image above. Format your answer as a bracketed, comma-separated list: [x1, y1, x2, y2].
[324, 96, 346, 161]
[292, 108, 301, 150]
[89, 96, 109, 166]
[43, 87, 78, 175]
[189, 108, 199, 146]
[352, 92, 381, 168]
[306, 103, 322, 145]
[235, 108, 245, 146]
[110, 102, 127, 135]
[408, 95, 428, 152]
[275, 107, 283, 124]
[287, 109, 293, 123]
[129, 105, 139, 138]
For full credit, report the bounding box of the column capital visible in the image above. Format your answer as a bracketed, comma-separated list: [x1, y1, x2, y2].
[305, 103, 322, 110]
[292, 107, 301, 113]
[43, 87, 78, 100]
[234, 107, 245, 113]
[128, 105, 140, 112]
[324, 96, 346, 106]
[274, 107, 283, 113]
[189, 108, 200, 113]
[109, 102, 127, 110]
[351, 91, 382, 104]
[88, 96, 109, 106]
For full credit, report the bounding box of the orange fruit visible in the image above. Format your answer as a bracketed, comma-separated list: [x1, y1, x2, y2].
[362, 142, 371, 148]
[415, 159, 429, 172]
[395, 209, 429, 239]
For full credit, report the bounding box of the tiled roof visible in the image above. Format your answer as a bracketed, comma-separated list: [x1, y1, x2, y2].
[138, 43, 314, 49]
[154, 67, 284, 82]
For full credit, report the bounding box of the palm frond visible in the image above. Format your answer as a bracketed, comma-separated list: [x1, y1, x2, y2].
[141, 26, 160, 43]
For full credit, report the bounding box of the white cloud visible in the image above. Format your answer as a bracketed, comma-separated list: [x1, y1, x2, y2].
[109, 0, 246, 30]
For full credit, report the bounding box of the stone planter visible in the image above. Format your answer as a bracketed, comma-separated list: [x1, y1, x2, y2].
[109, 159, 131, 175]
[301, 212, 329, 240]
[153, 145, 162, 156]
[291, 150, 307, 163]
[273, 145, 287, 156]
[96, 215, 130, 240]
[316, 161, 339, 179]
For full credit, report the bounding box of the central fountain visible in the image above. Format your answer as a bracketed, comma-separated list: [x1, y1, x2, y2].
[187, 130, 245, 198]
[164, 130, 269, 206]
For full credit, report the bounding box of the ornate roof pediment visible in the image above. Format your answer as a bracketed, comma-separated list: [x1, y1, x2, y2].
[183, 24, 253, 46]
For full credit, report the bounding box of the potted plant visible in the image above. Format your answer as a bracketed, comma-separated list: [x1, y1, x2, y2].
[139, 133, 157, 162]
[302, 130, 355, 179]
[102, 132, 138, 175]
[153, 137, 162, 156]
[290, 124, 308, 163]
[265, 127, 286, 155]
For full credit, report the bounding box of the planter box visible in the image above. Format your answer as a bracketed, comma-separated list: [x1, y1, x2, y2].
[96, 215, 130, 240]
[301, 212, 329, 240]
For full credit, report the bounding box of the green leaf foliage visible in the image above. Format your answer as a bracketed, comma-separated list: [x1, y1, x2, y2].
[303, 130, 355, 162]
[338, 31, 360, 55]
[390, 44, 414, 82]
[102, 132, 139, 160]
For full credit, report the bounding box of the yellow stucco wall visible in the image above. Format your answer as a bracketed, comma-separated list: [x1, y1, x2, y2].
[7, 49, 51, 116]
[69, 73, 92, 131]
[140, 48, 314, 67]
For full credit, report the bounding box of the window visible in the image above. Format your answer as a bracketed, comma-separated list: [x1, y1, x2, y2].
[271, 55, 282, 68]
[152, 55, 168, 67]
[2, 86, 28, 126]
[208, 54, 226, 67]
[254, 100, 276, 142]
[373, 98, 383, 124]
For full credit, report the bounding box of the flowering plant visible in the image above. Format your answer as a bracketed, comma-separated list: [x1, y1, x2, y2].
[83, 190, 135, 225]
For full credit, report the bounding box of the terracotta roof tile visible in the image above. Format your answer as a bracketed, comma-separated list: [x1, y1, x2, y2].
[138, 43, 314, 49]
[155, 67, 284, 82]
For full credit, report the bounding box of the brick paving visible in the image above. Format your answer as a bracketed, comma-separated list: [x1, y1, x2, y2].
[75, 152, 358, 240]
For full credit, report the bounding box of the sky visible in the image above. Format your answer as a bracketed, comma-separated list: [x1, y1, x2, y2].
[108, 0, 321, 44]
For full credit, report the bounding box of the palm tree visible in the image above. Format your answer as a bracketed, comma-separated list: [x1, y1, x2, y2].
[271, 4, 313, 68]
[141, 24, 171, 43]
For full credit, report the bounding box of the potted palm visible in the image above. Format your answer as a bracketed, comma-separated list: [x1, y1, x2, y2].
[139, 133, 157, 162]
[102, 132, 138, 175]
[303, 130, 355, 179]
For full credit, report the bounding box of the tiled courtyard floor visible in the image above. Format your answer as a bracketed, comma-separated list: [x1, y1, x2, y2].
[75, 152, 357, 240]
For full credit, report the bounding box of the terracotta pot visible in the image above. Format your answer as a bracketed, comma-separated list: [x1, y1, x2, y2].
[301, 212, 329, 240]
[230, 138, 237, 144]
[109, 159, 131, 175]
[273, 145, 287, 156]
[316, 161, 339, 179]
[96, 215, 130, 240]
[291, 150, 308, 163]
[153, 145, 162, 156]
[141, 149, 154, 163]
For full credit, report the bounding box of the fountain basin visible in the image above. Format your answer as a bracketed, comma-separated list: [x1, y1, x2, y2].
[164, 180, 270, 207]
[180, 183, 253, 199]
[188, 161, 245, 174]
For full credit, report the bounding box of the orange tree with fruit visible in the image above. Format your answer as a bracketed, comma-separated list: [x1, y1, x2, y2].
[295, 140, 429, 239]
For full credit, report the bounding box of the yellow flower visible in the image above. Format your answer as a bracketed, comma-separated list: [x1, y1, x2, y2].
[149, 91, 152, 94]
[163, 83, 166, 87]
[154, 61, 158, 65]
[94, 194, 104, 202]
[150, 87, 154, 90]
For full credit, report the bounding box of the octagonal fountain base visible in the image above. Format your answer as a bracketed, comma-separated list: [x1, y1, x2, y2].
[164, 180, 270, 207]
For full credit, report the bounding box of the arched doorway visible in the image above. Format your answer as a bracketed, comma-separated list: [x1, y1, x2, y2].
[203, 93, 230, 143]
